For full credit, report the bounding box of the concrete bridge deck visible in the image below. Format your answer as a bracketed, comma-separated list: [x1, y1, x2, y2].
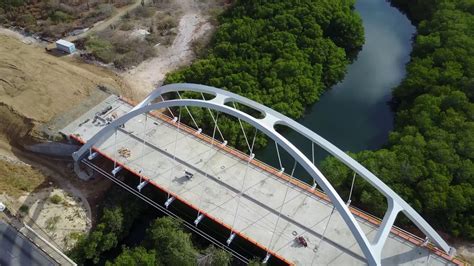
[62, 95, 456, 265]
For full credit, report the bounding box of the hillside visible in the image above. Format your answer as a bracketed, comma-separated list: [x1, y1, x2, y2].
[0, 35, 127, 140]
[0, 33, 130, 252]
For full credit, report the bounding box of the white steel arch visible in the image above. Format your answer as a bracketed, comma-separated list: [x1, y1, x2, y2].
[73, 83, 452, 265]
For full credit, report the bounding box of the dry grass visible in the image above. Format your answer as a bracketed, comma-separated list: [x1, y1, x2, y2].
[0, 35, 127, 123]
[0, 159, 46, 197]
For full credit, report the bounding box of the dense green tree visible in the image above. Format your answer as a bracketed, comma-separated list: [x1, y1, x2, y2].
[199, 245, 232, 266]
[106, 247, 157, 266]
[165, 0, 364, 150]
[145, 217, 197, 265]
[322, 0, 474, 240]
[68, 186, 147, 264]
[69, 208, 124, 264]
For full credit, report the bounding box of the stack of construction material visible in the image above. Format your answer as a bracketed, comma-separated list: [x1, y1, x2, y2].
[118, 147, 131, 158]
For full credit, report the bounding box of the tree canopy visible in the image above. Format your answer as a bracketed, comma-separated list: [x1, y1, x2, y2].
[322, 0, 474, 240]
[69, 184, 234, 266]
[144, 217, 197, 265]
[68, 186, 147, 264]
[106, 247, 158, 266]
[165, 0, 364, 150]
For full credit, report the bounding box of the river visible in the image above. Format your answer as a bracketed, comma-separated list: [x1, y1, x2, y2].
[256, 0, 416, 179]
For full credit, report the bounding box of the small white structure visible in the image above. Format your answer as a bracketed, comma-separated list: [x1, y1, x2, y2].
[0, 202, 5, 212]
[55, 39, 76, 54]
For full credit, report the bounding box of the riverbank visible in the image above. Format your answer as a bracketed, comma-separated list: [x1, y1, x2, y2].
[257, 0, 415, 173]
[63, 0, 366, 263]
[321, 0, 474, 262]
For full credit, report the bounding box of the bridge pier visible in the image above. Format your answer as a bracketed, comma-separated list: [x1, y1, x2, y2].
[226, 232, 236, 245]
[262, 253, 271, 264]
[137, 180, 149, 192]
[194, 214, 205, 226]
[164, 196, 175, 208]
[112, 165, 123, 176]
[88, 151, 99, 160]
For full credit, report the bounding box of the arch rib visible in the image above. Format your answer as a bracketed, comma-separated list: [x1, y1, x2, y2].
[72, 83, 452, 265]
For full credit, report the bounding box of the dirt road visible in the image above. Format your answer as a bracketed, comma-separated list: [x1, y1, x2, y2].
[66, 0, 142, 42]
[122, 0, 212, 97]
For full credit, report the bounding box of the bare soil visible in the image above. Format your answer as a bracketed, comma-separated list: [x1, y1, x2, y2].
[0, 35, 128, 124]
[121, 0, 228, 97]
[0, 33, 120, 250]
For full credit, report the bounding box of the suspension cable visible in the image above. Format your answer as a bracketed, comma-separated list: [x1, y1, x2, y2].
[177, 91, 200, 130]
[230, 128, 258, 232]
[113, 128, 118, 169]
[268, 159, 297, 250]
[232, 102, 252, 152]
[160, 95, 175, 118]
[196, 111, 220, 215]
[201, 93, 225, 142]
[139, 113, 148, 170]
[275, 140, 283, 171]
[347, 172, 356, 205]
[311, 206, 336, 265]
[166, 107, 182, 197]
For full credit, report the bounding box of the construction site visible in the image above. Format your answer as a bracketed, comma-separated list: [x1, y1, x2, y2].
[1, 0, 473, 264]
[61, 84, 465, 265]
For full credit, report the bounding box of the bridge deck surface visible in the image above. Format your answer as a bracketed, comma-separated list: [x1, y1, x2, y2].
[62, 96, 453, 265]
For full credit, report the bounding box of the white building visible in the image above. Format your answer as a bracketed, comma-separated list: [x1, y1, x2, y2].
[55, 39, 76, 54]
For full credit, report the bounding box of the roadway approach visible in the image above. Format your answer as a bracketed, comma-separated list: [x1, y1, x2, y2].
[62, 94, 462, 265]
[0, 220, 57, 266]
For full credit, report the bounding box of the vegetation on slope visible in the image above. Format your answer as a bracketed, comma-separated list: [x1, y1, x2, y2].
[165, 0, 364, 150]
[68, 186, 147, 264]
[0, 0, 133, 38]
[0, 159, 46, 197]
[321, 0, 474, 239]
[82, 2, 180, 69]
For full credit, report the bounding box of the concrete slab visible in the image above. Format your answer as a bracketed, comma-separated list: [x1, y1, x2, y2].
[62, 97, 455, 266]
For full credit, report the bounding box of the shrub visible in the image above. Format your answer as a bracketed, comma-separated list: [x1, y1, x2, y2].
[112, 39, 155, 69]
[49, 194, 63, 204]
[133, 6, 154, 18]
[17, 13, 35, 27]
[154, 14, 176, 31]
[19, 204, 29, 213]
[97, 4, 115, 18]
[0, 0, 25, 10]
[81, 4, 116, 26]
[145, 33, 160, 44]
[120, 21, 134, 31]
[85, 36, 115, 63]
[50, 10, 73, 23]
[45, 216, 61, 231]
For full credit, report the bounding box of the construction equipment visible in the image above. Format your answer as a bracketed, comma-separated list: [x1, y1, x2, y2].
[118, 147, 131, 158]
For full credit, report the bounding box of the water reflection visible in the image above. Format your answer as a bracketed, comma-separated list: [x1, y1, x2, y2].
[257, 0, 416, 175]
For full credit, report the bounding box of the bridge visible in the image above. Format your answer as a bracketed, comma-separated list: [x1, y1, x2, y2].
[63, 84, 463, 265]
